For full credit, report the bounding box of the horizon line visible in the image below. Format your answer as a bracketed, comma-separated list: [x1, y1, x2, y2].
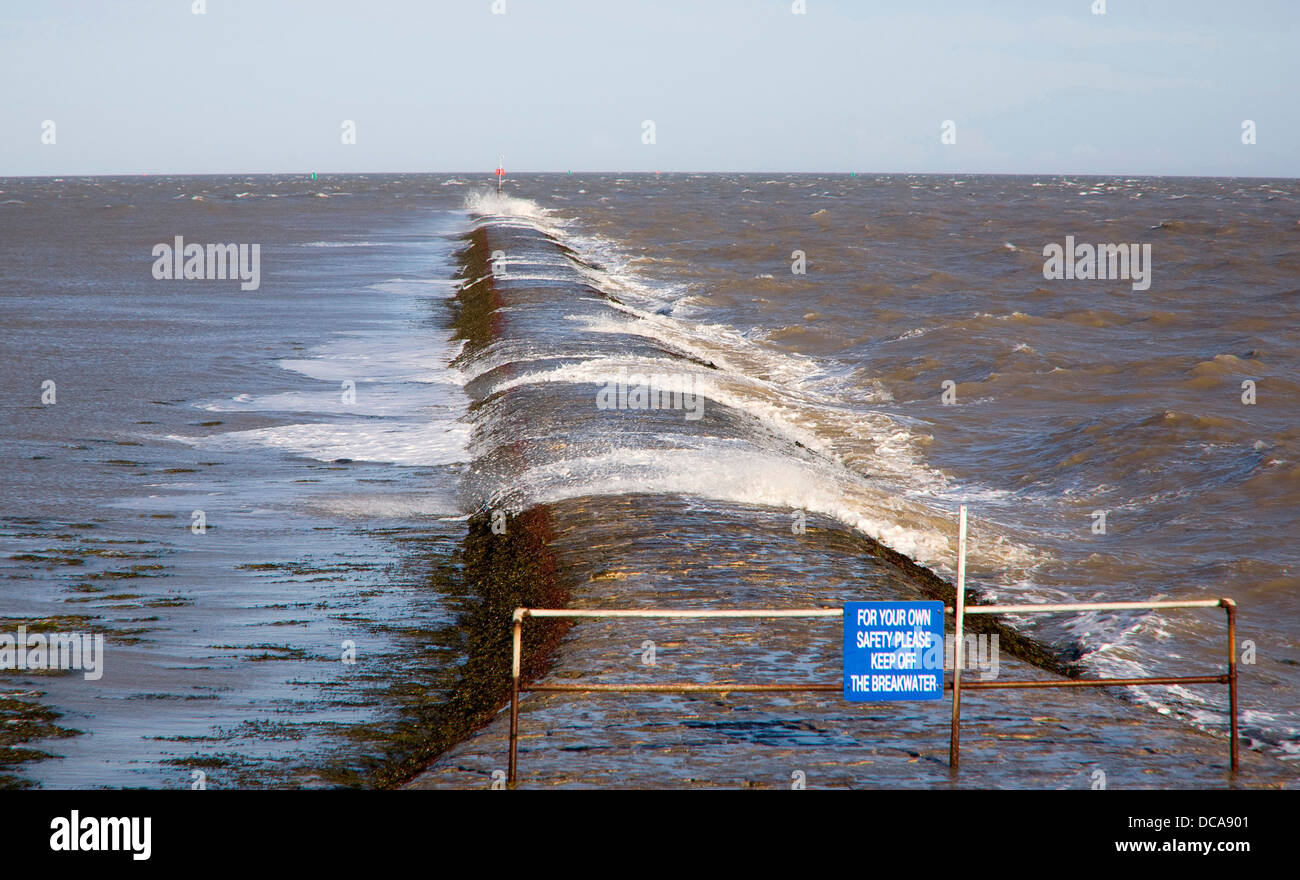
[3, 169, 1298, 181]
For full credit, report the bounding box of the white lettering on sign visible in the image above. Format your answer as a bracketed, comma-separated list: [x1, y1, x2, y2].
[844, 602, 945, 701]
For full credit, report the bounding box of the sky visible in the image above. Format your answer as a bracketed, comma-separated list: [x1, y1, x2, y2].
[1, 0, 1296, 177]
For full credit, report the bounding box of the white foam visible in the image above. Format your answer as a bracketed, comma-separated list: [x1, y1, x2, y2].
[309, 494, 467, 519]
[188, 220, 471, 471]
[473, 438, 1038, 573]
[463, 191, 566, 237]
[483, 354, 828, 452]
[302, 241, 399, 248]
[204, 420, 470, 467]
[463, 204, 1044, 586]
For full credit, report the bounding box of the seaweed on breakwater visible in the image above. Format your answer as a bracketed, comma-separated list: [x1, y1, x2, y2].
[347, 217, 575, 788]
[447, 224, 502, 357]
[357, 506, 571, 789]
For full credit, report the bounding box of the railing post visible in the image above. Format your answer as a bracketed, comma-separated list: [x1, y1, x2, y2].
[508, 610, 523, 787]
[950, 505, 967, 769]
[1224, 598, 1238, 773]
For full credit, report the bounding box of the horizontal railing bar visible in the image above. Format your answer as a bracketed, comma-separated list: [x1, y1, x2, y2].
[519, 599, 1229, 623]
[952, 675, 1228, 689]
[525, 684, 842, 693]
[522, 675, 1227, 695]
[955, 599, 1227, 614]
[521, 608, 842, 619]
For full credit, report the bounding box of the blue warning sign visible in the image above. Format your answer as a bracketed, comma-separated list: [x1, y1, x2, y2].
[843, 601, 945, 701]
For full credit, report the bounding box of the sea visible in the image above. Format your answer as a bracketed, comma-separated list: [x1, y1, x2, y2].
[1, 172, 1295, 788]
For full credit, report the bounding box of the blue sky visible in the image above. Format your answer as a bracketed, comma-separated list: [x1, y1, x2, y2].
[1, 0, 1296, 176]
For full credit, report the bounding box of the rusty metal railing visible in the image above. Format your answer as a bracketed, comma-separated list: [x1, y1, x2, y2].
[507, 607, 843, 784]
[505, 598, 1239, 786]
[947, 597, 1238, 772]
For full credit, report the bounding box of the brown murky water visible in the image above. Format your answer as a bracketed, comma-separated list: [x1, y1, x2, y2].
[422, 177, 1296, 787]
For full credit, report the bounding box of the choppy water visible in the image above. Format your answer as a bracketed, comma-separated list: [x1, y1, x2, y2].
[1, 173, 1296, 787]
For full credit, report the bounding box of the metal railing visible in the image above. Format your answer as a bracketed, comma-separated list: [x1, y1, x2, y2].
[504, 509, 1240, 785]
[507, 607, 844, 784]
[947, 597, 1237, 770]
[506, 601, 1238, 785]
